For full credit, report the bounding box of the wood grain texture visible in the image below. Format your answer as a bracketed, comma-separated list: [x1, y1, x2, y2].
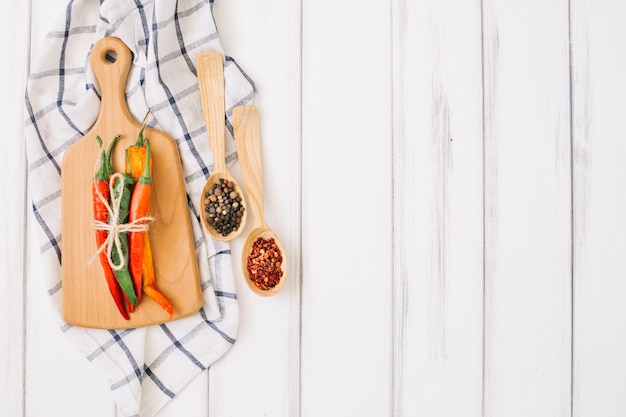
[0, 2, 32, 417]
[234, 105, 288, 297]
[233, 106, 265, 231]
[301, 0, 392, 416]
[24, 2, 120, 416]
[7, 0, 626, 416]
[61, 37, 202, 329]
[571, 1, 626, 416]
[198, 52, 228, 176]
[482, 0, 572, 416]
[392, 0, 484, 415]
[208, 1, 302, 417]
[197, 51, 249, 241]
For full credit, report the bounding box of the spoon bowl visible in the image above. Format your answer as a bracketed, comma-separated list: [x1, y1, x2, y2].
[241, 226, 288, 296]
[199, 171, 247, 240]
[233, 105, 287, 296]
[197, 51, 247, 241]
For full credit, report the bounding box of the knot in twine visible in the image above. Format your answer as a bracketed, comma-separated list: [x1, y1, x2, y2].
[91, 171, 155, 271]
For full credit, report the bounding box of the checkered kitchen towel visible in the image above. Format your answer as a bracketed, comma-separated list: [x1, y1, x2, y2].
[24, 0, 254, 415]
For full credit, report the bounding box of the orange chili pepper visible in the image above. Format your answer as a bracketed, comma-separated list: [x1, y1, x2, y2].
[127, 140, 151, 308]
[126, 112, 174, 318]
[142, 234, 174, 319]
[125, 111, 152, 181]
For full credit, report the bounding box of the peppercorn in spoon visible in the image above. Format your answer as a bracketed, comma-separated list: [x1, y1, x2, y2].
[233, 105, 287, 296]
[197, 51, 247, 241]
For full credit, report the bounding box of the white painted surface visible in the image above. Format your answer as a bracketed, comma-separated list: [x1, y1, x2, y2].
[392, 0, 484, 416]
[2, 0, 625, 416]
[301, 0, 392, 416]
[482, 1, 573, 416]
[571, 1, 626, 417]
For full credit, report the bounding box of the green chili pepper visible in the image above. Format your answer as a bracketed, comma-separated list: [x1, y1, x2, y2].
[110, 171, 138, 307]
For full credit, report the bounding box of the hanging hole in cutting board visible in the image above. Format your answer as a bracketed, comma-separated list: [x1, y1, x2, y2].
[105, 50, 118, 63]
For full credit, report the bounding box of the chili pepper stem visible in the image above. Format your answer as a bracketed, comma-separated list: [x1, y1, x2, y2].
[105, 135, 121, 173]
[125, 153, 134, 180]
[136, 108, 152, 147]
[139, 139, 152, 184]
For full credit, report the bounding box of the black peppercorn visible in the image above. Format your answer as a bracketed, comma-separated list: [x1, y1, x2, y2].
[204, 178, 245, 236]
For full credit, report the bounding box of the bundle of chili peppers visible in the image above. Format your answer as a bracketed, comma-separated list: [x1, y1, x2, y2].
[92, 111, 174, 320]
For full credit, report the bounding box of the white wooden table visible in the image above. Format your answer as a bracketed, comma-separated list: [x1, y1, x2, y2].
[2, 0, 625, 416]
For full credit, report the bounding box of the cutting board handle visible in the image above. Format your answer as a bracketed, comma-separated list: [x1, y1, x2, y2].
[90, 37, 135, 130]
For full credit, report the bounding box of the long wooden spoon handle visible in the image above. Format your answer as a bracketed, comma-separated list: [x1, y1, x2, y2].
[197, 51, 226, 174]
[233, 105, 266, 228]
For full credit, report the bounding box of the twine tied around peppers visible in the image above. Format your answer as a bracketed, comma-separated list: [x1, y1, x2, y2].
[90, 148, 154, 271]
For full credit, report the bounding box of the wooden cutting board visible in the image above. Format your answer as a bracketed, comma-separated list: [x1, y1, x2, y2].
[61, 37, 202, 329]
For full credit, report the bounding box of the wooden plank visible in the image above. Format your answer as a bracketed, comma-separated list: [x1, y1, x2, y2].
[300, 1, 392, 416]
[0, 1, 32, 416]
[24, 1, 117, 416]
[207, 1, 302, 416]
[482, 0, 572, 416]
[391, 0, 484, 416]
[571, 1, 626, 416]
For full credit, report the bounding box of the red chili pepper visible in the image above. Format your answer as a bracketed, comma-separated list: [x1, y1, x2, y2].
[93, 135, 129, 320]
[128, 138, 152, 306]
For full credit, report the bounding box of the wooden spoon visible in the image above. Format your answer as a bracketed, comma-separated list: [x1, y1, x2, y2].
[233, 105, 287, 296]
[197, 51, 247, 241]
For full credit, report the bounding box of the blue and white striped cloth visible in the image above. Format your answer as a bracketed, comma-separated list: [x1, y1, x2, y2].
[24, 1, 254, 415]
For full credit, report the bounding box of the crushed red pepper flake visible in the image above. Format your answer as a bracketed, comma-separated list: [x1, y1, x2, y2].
[247, 237, 283, 291]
